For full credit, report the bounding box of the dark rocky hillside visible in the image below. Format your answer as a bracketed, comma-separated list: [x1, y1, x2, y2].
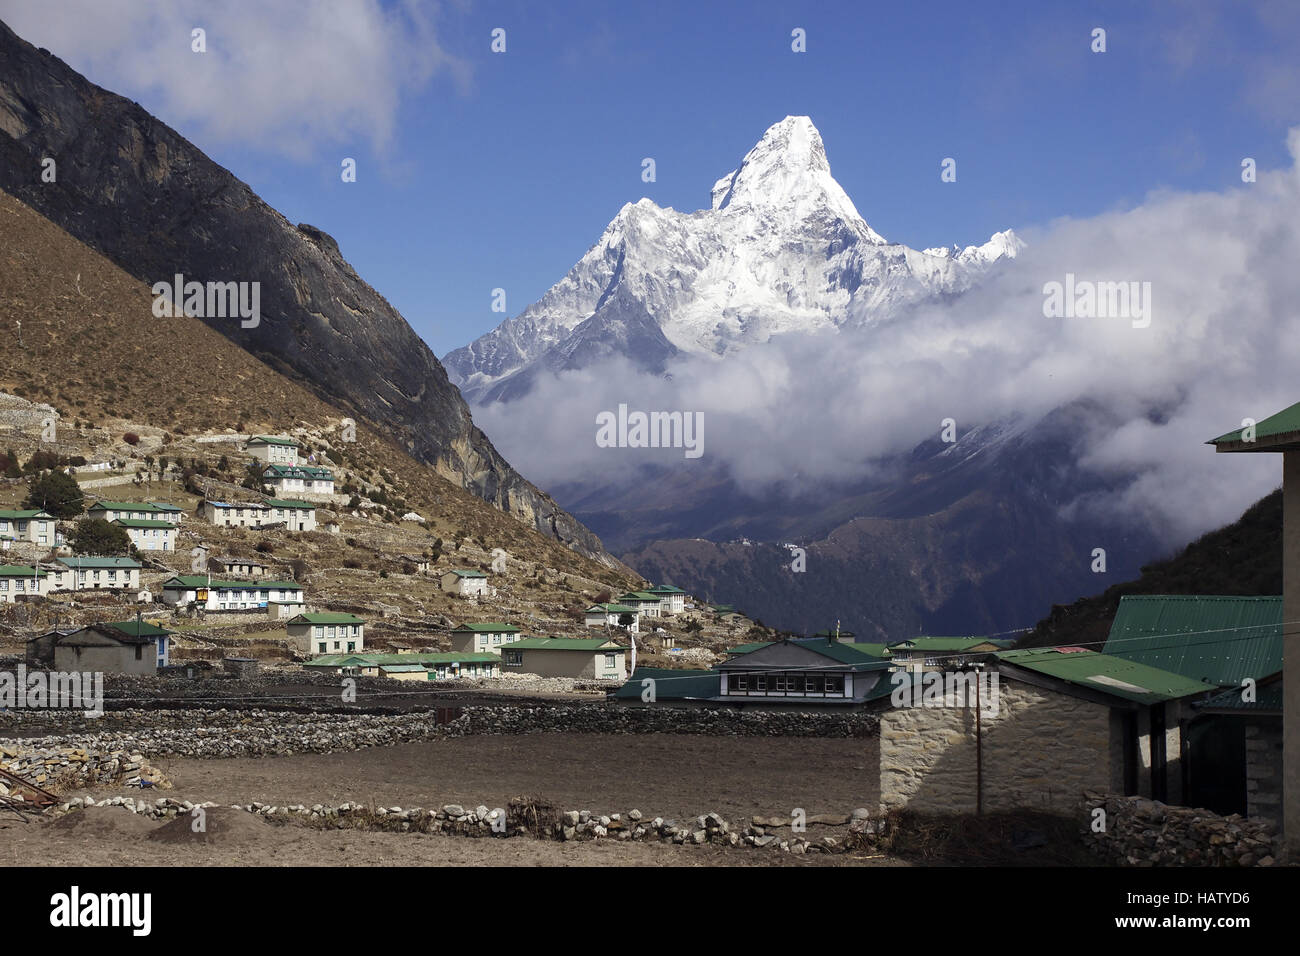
[0, 19, 611, 564]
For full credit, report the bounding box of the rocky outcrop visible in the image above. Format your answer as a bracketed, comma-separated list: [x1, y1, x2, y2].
[1081, 793, 1281, 867]
[0, 20, 610, 563]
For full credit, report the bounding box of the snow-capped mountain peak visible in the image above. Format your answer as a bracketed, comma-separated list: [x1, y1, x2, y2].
[444, 117, 1021, 404]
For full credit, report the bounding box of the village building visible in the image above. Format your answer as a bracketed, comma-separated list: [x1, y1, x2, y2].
[200, 499, 317, 531]
[0, 564, 48, 601]
[440, 568, 489, 597]
[611, 667, 722, 706]
[261, 464, 335, 497]
[207, 556, 268, 578]
[286, 612, 365, 655]
[501, 637, 628, 681]
[449, 622, 521, 655]
[0, 508, 54, 544]
[159, 575, 305, 612]
[1192, 672, 1283, 825]
[716, 638, 891, 705]
[87, 501, 182, 524]
[1209, 401, 1300, 847]
[49, 619, 172, 674]
[246, 435, 300, 465]
[886, 637, 1003, 672]
[303, 651, 499, 680]
[112, 518, 176, 551]
[399, 554, 430, 574]
[584, 602, 640, 633]
[47, 556, 142, 592]
[619, 591, 663, 620]
[646, 584, 687, 615]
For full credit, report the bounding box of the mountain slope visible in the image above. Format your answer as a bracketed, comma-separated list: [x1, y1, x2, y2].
[0, 19, 610, 563]
[444, 116, 1021, 402]
[0, 185, 638, 594]
[1017, 490, 1283, 652]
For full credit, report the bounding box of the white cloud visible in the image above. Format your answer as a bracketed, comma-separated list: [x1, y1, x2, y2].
[0, 0, 468, 159]
[474, 129, 1300, 547]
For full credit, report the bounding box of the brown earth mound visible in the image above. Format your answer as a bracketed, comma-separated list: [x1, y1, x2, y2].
[146, 807, 274, 846]
[43, 806, 157, 840]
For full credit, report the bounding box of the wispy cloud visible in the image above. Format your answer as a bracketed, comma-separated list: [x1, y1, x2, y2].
[475, 128, 1300, 546]
[0, 0, 469, 160]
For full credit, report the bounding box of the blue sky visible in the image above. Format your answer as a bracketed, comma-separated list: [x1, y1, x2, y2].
[5, 0, 1299, 356]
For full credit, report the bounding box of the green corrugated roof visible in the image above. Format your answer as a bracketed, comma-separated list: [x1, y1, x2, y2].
[726, 638, 892, 661]
[263, 465, 332, 479]
[1195, 674, 1283, 713]
[502, 637, 622, 651]
[998, 647, 1216, 704]
[445, 568, 486, 578]
[249, 435, 299, 446]
[588, 603, 635, 613]
[889, 637, 1000, 652]
[612, 667, 720, 700]
[289, 612, 364, 624]
[1103, 595, 1282, 687]
[452, 622, 518, 633]
[263, 499, 315, 509]
[726, 641, 770, 655]
[647, 584, 686, 594]
[620, 591, 661, 602]
[89, 501, 168, 513]
[0, 508, 51, 519]
[1208, 401, 1300, 450]
[113, 518, 176, 529]
[162, 575, 302, 590]
[56, 557, 141, 569]
[0, 564, 44, 577]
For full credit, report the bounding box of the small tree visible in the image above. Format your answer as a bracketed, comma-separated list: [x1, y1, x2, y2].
[25, 470, 84, 518]
[618, 612, 636, 629]
[69, 518, 133, 556]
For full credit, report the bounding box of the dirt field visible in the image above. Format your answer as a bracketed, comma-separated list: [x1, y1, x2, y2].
[0, 807, 903, 867]
[0, 733, 888, 866]
[148, 733, 879, 820]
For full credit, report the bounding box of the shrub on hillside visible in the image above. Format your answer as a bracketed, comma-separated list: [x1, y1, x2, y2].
[24, 470, 84, 518]
[69, 518, 133, 556]
[123, 432, 140, 446]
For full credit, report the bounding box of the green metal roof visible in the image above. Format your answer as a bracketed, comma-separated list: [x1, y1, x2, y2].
[726, 638, 892, 661]
[444, 568, 487, 578]
[162, 575, 302, 590]
[0, 509, 51, 519]
[1195, 673, 1283, 714]
[113, 518, 176, 529]
[0, 564, 44, 577]
[726, 641, 771, 655]
[588, 603, 636, 613]
[502, 637, 622, 651]
[1208, 400, 1300, 451]
[612, 667, 720, 700]
[56, 557, 141, 569]
[452, 622, 519, 632]
[263, 465, 333, 479]
[998, 647, 1216, 704]
[248, 435, 299, 446]
[620, 591, 661, 602]
[889, 637, 1001, 652]
[263, 499, 315, 509]
[377, 664, 427, 673]
[1103, 595, 1282, 687]
[289, 612, 364, 625]
[89, 501, 169, 513]
[719, 638, 889, 671]
[647, 584, 686, 594]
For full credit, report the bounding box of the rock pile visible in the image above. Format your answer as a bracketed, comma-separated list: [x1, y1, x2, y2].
[1081, 792, 1280, 866]
[0, 744, 169, 796]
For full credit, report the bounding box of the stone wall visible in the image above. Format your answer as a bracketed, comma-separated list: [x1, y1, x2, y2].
[880, 678, 1117, 814]
[0, 744, 168, 800]
[1245, 719, 1283, 825]
[1082, 792, 1280, 866]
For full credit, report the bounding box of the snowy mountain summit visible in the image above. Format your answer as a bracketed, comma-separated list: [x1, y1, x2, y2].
[445, 116, 1022, 403]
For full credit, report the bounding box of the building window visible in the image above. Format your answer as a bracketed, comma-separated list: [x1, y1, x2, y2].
[318, 643, 326, 653]
[604, 653, 618, 668]
[825, 675, 844, 695]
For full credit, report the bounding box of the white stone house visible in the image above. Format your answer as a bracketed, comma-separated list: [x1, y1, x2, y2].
[501, 637, 628, 681]
[0, 508, 54, 544]
[0, 564, 48, 601]
[647, 584, 687, 615]
[286, 612, 365, 655]
[208, 556, 267, 577]
[263, 500, 318, 531]
[449, 622, 521, 655]
[261, 464, 335, 497]
[160, 575, 305, 612]
[619, 591, 662, 620]
[584, 603, 640, 633]
[246, 435, 300, 465]
[440, 569, 490, 597]
[47, 556, 142, 592]
[86, 501, 183, 524]
[113, 518, 176, 551]
[51, 620, 171, 675]
[200, 499, 317, 532]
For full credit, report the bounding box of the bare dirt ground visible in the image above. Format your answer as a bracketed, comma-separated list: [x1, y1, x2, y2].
[147, 733, 879, 820]
[0, 734, 889, 867]
[0, 808, 903, 867]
